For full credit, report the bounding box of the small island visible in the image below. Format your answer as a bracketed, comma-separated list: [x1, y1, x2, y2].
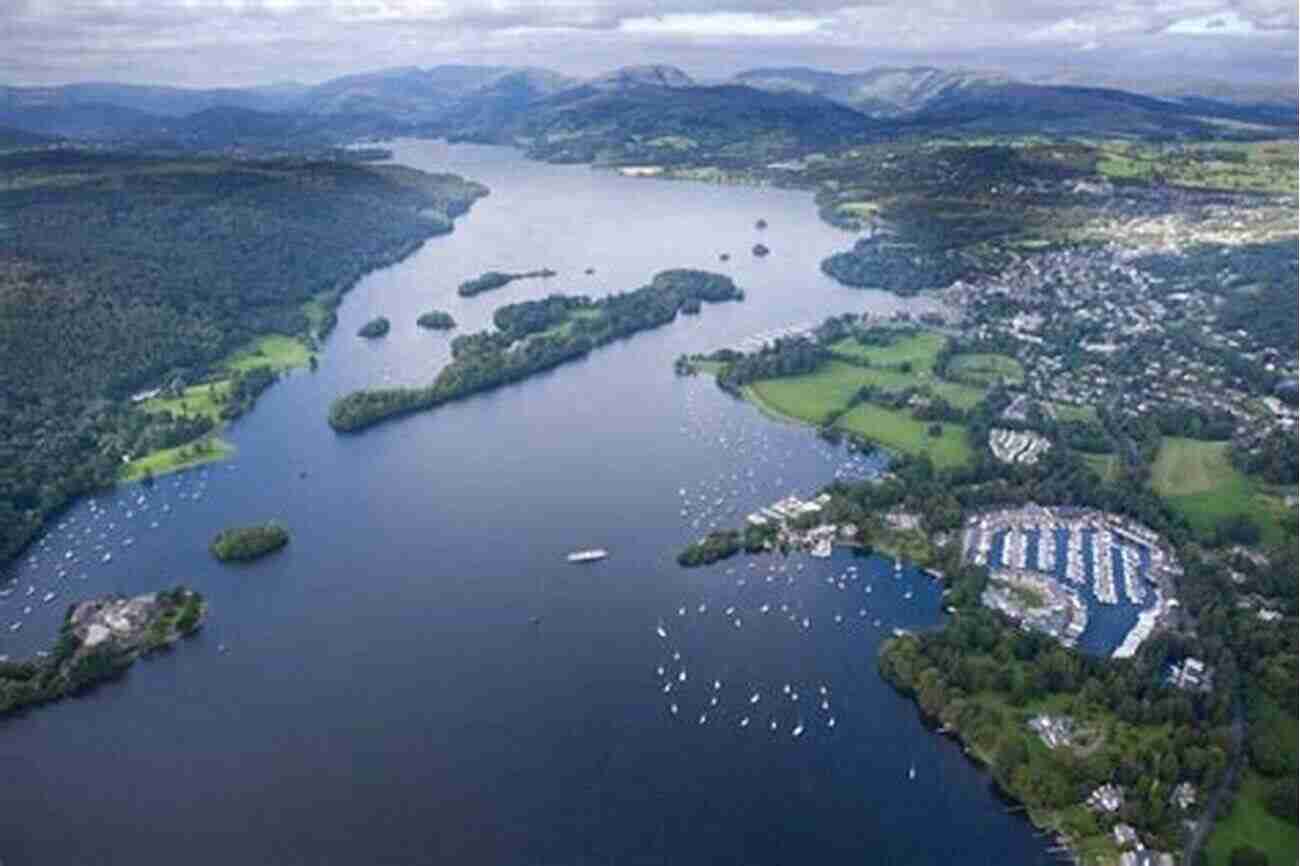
[210, 523, 290, 562]
[457, 268, 557, 297]
[677, 530, 742, 567]
[416, 310, 456, 330]
[0, 587, 205, 717]
[752, 243, 770, 257]
[357, 317, 391, 338]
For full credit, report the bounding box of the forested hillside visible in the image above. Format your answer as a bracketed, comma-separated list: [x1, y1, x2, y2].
[0, 151, 486, 564]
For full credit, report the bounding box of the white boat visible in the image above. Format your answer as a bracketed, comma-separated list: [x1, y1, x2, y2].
[792, 723, 804, 737]
[908, 764, 916, 780]
[566, 549, 608, 563]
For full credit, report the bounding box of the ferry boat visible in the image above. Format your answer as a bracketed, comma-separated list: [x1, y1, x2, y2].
[566, 549, 609, 563]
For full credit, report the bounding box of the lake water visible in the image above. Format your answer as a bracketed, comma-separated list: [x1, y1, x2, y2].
[0, 140, 1056, 865]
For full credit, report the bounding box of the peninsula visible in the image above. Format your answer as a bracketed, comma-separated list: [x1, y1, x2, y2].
[328, 269, 743, 432]
[0, 588, 206, 717]
[457, 268, 557, 297]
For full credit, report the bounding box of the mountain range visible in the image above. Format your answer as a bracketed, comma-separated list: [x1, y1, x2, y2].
[1, 63, 1294, 156]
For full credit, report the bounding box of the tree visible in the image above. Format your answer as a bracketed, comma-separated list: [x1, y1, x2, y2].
[928, 423, 943, 438]
[1229, 846, 1269, 866]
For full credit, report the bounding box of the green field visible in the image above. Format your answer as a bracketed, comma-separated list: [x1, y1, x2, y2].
[744, 331, 979, 468]
[226, 334, 311, 373]
[748, 361, 869, 425]
[745, 373, 973, 470]
[827, 333, 985, 408]
[1206, 771, 1298, 866]
[1049, 402, 1099, 424]
[126, 332, 310, 479]
[1080, 452, 1121, 482]
[302, 291, 339, 336]
[948, 352, 1025, 386]
[121, 436, 234, 482]
[1152, 438, 1237, 498]
[141, 381, 232, 424]
[837, 403, 974, 470]
[829, 331, 945, 367]
[1096, 139, 1299, 195]
[1151, 437, 1292, 545]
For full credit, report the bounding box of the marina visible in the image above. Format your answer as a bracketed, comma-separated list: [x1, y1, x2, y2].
[964, 505, 1181, 656]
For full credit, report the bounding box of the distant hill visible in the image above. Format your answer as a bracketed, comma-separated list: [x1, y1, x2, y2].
[298, 65, 515, 121]
[502, 81, 880, 163]
[0, 125, 61, 148]
[733, 66, 1010, 116]
[0, 82, 307, 117]
[587, 65, 694, 91]
[0, 62, 1292, 152]
[0, 99, 163, 141]
[432, 68, 579, 139]
[734, 65, 1297, 138]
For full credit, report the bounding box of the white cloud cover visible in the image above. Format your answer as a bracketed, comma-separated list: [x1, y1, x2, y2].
[1, 0, 1295, 86]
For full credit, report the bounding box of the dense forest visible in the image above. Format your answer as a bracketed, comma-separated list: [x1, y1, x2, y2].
[329, 269, 742, 432]
[1135, 240, 1299, 352]
[457, 268, 556, 297]
[879, 611, 1228, 853]
[713, 337, 828, 394]
[416, 310, 456, 330]
[357, 317, 391, 338]
[210, 523, 290, 562]
[676, 530, 742, 567]
[0, 150, 486, 566]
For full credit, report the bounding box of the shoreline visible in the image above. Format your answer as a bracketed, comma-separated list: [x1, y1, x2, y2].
[116, 195, 483, 486]
[883, 635, 1117, 866]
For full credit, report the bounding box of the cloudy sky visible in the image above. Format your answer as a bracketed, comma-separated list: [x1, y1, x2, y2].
[3, 0, 1296, 92]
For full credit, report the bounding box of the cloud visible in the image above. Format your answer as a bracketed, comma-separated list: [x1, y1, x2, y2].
[620, 12, 829, 38]
[0, 0, 1295, 87]
[1163, 8, 1288, 34]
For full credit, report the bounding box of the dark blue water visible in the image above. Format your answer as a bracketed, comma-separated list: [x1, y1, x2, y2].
[0, 140, 1056, 865]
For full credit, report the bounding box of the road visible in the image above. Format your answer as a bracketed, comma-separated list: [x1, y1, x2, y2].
[1183, 695, 1246, 866]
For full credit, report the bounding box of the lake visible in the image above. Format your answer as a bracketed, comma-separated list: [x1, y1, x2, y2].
[0, 140, 1056, 865]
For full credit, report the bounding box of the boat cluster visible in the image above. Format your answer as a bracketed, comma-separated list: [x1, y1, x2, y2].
[650, 553, 929, 737]
[676, 379, 877, 534]
[0, 465, 222, 654]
